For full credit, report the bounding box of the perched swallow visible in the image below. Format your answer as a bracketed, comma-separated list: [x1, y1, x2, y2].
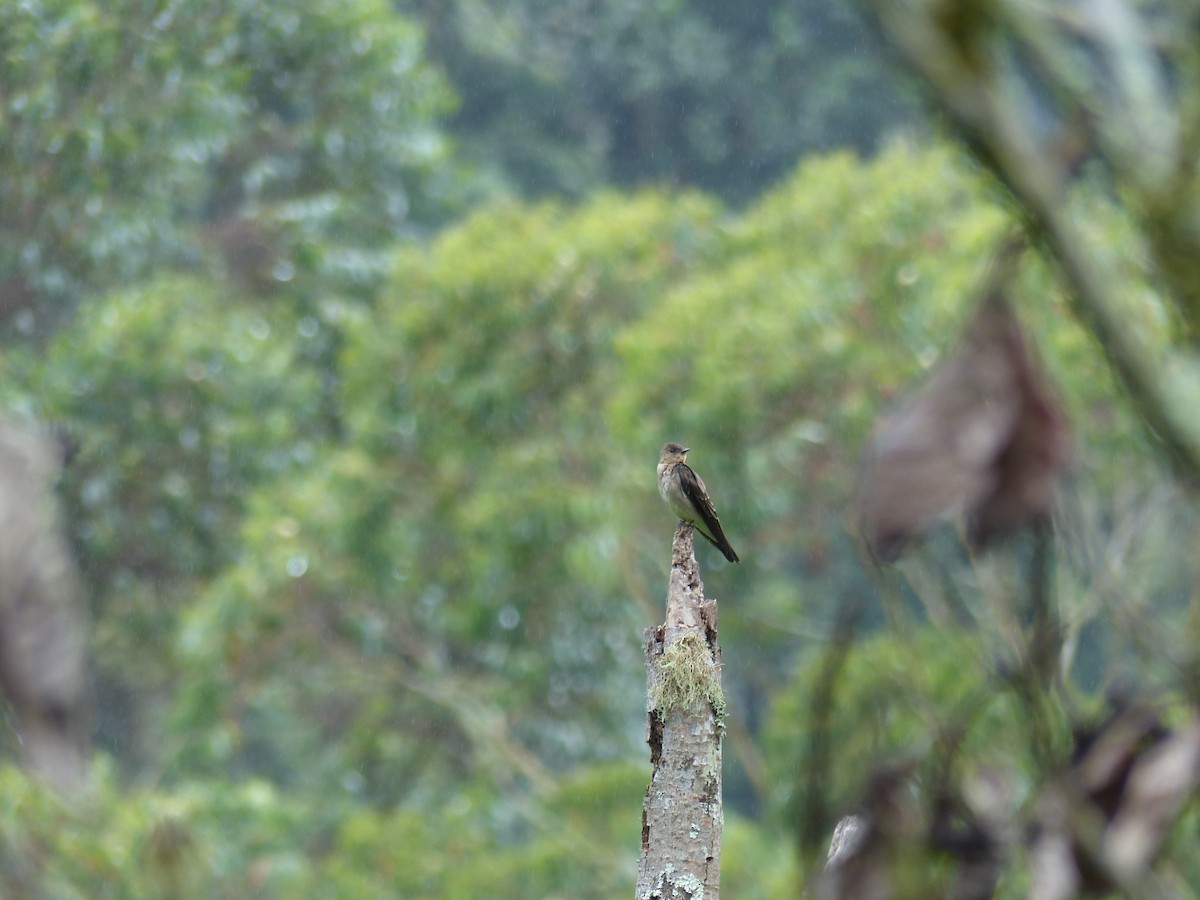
[657, 442, 740, 563]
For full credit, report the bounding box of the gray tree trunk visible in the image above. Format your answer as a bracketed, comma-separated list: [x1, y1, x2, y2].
[635, 523, 724, 899]
[0, 422, 88, 793]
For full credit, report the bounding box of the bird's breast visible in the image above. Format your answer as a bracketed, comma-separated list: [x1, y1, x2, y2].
[657, 464, 675, 499]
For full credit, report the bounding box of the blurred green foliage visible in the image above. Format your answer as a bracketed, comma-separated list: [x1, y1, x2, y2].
[0, 0, 451, 332]
[1, 2, 1197, 894]
[3, 135, 1192, 894]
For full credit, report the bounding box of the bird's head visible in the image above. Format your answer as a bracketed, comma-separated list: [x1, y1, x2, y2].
[660, 442, 690, 465]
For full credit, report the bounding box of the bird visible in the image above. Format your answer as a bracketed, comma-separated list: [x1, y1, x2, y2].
[657, 442, 739, 563]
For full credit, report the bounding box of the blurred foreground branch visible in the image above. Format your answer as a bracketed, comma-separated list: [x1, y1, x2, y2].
[865, 0, 1200, 479]
[814, 700, 1200, 898]
[636, 524, 723, 899]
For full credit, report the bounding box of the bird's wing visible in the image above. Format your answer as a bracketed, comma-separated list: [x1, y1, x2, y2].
[678, 464, 724, 539]
[679, 463, 740, 562]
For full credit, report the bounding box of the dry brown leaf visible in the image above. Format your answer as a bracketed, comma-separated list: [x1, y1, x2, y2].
[858, 286, 1070, 560]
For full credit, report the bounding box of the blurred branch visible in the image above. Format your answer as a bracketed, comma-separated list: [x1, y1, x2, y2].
[1027, 520, 1061, 684]
[794, 605, 860, 861]
[724, 703, 768, 811]
[398, 671, 555, 795]
[384, 618, 555, 793]
[864, 0, 1200, 480]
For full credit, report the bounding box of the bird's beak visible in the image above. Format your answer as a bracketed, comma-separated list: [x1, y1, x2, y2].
[682, 448, 690, 454]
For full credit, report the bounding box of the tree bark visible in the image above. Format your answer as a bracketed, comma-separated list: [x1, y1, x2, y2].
[0, 422, 89, 793]
[635, 523, 724, 899]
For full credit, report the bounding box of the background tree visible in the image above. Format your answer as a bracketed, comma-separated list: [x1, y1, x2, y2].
[0, 0, 452, 336]
[396, 0, 919, 201]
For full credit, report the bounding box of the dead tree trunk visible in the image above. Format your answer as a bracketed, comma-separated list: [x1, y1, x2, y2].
[635, 523, 724, 899]
[0, 422, 89, 794]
